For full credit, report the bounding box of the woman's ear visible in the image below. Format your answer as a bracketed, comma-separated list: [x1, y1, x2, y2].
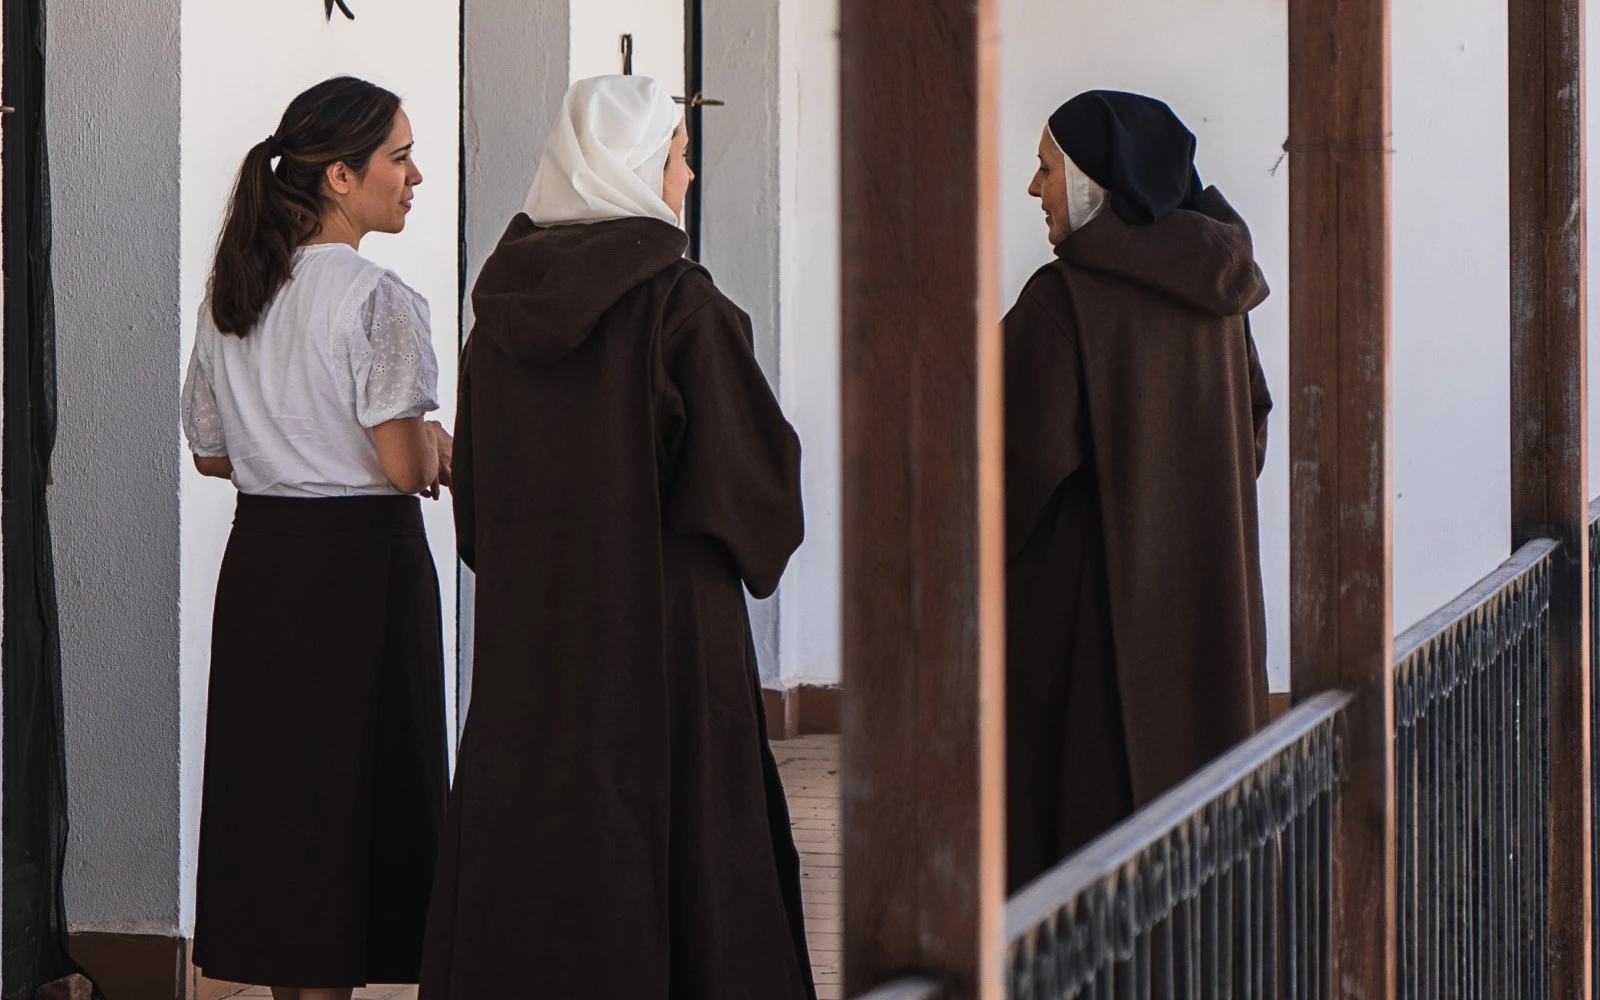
[324, 160, 353, 196]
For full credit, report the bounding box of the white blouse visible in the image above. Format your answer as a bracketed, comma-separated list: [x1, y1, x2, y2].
[181, 243, 441, 497]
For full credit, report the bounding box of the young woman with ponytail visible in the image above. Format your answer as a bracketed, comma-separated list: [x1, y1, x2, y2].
[181, 76, 450, 1000]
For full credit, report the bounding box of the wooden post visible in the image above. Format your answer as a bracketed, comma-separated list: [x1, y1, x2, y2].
[1509, 0, 1591, 994]
[1287, 0, 1395, 997]
[838, 0, 1004, 995]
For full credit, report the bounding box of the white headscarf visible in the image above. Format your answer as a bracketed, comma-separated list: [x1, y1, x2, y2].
[1049, 130, 1110, 232]
[524, 75, 684, 228]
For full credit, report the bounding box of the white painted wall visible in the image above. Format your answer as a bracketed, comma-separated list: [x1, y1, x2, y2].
[776, 0, 841, 686]
[179, 3, 460, 932]
[50, 0, 184, 934]
[1391, 0, 1512, 631]
[570, 0, 683, 89]
[702, 0, 786, 679]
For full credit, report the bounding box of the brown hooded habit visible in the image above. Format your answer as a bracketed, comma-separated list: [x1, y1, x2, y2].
[1005, 186, 1273, 891]
[420, 214, 815, 1000]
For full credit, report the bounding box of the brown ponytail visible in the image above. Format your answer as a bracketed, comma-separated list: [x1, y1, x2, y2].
[209, 76, 401, 336]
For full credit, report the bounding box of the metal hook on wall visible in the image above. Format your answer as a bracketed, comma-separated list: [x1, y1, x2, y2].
[673, 93, 725, 108]
[324, 0, 355, 21]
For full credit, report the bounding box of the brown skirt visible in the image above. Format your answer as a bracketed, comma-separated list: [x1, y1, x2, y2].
[193, 494, 448, 988]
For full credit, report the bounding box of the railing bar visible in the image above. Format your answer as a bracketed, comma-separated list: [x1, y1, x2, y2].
[1239, 843, 1253, 1000]
[1492, 616, 1500, 1000]
[1533, 578, 1543, 1000]
[1189, 849, 1202, 1000]
[1517, 583, 1530, 1000]
[1397, 701, 1413, 1000]
[1462, 633, 1472, 1000]
[1474, 637, 1486, 1000]
[1465, 647, 1474, 1000]
[1265, 829, 1280, 1000]
[1420, 663, 1430, 999]
[1540, 583, 1552, 1000]
[1280, 806, 1292, 1000]
[1497, 622, 1510, 1000]
[1288, 798, 1303, 1000]
[1512, 590, 1523, 1000]
[1162, 895, 1177, 1000]
[1190, 864, 1203, 998]
[1138, 914, 1153, 1000]
[1442, 646, 1454, 1000]
[1453, 632, 1463, 1000]
[1223, 805, 1236, 1000]
[1253, 838, 1266, 1000]
[1115, 931, 1130, 1000]
[1524, 583, 1535, 1000]
[1203, 814, 1219, 1000]
[1479, 628, 1491, 1000]
[1303, 792, 1313, 1000]
[1440, 665, 1452, 1000]
[1172, 874, 1190, 1000]
[1473, 623, 1484, 1000]
[1318, 770, 1332, 1000]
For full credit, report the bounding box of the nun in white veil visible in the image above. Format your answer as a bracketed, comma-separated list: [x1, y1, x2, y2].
[419, 76, 816, 1000]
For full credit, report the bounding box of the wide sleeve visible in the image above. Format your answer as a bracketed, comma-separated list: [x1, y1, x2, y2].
[1245, 319, 1272, 478]
[453, 336, 477, 572]
[1005, 281, 1087, 559]
[352, 273, 441, 428]
[181, 310, 228, 457]
[660, 292, 804, 600]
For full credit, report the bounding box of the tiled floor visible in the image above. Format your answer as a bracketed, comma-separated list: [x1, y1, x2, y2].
[199, 735, 845, 1000]
[773, 735, 844, 1000]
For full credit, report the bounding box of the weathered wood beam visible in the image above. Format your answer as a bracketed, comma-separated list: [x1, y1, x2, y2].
[838, 0, 1004, 995]
[1509, 0, 1591, 994]
[1287, 0, 1396, 996]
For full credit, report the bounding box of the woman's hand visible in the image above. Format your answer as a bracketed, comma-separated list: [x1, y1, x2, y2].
[194, 455, 234, 480]
[428, 420, 454, 491]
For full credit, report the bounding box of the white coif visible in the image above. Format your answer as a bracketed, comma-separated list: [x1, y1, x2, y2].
[523, 74, 684, 227]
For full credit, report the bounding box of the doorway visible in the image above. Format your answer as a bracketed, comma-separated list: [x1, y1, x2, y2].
[566, 0, 709, 257]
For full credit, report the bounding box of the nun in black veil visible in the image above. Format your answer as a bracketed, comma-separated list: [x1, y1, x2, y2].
[1005, 91, 1275, 890]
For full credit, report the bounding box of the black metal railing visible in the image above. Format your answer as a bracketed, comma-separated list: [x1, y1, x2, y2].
[1004, 691, 1349, 1000]
[1393, 538, 1555, 1000]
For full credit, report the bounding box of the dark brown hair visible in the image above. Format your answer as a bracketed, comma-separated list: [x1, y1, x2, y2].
[209, 76, 401, 335]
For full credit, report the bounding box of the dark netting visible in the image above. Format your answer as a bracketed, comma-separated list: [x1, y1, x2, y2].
[2, 0, 96, 994]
